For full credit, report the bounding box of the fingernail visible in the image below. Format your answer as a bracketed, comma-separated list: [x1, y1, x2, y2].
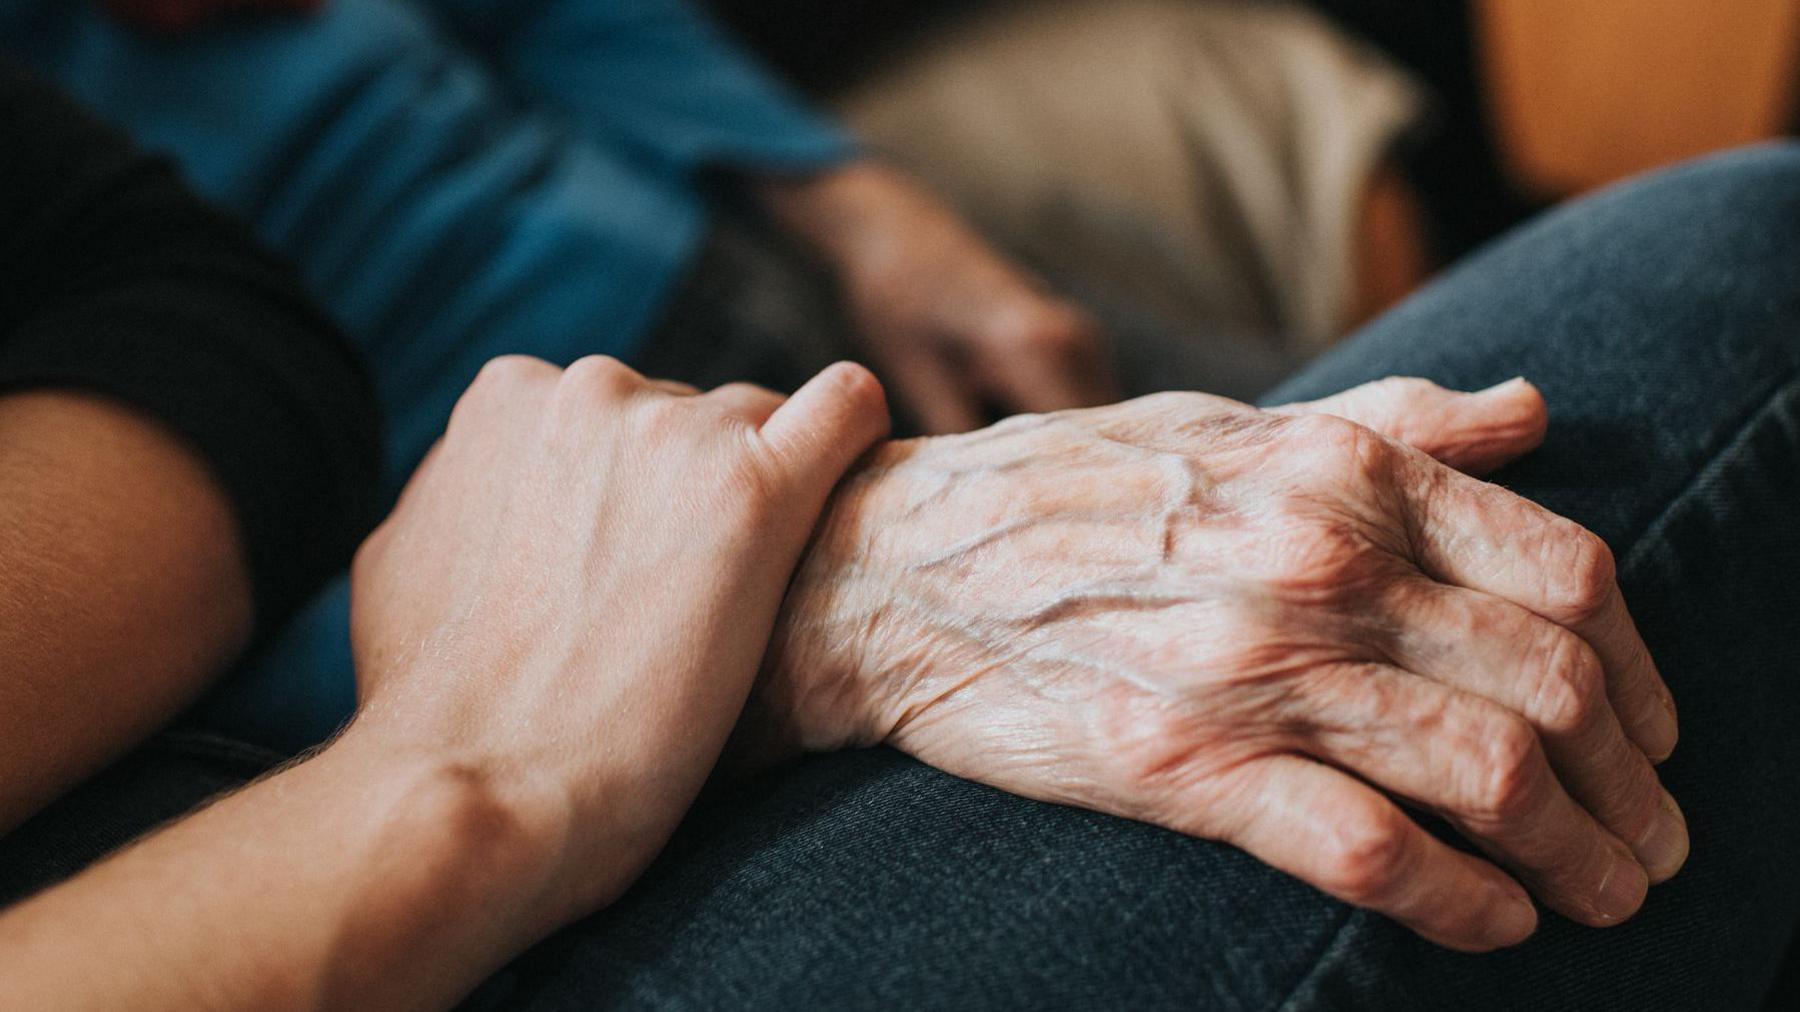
[1593, 852, 1650, 923]
[1638, 694, 1680, 763]
[1484, 891, 1538, 948]
[1636, 789, 1690, 882]
[1477, 377, 1531, 397]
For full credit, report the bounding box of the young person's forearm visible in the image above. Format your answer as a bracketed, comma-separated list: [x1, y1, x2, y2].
[0, 66, 381, 830]
[0, 356, 889, 1008]
[0, 391, 251, 830]
[0, 724, 565, 1010]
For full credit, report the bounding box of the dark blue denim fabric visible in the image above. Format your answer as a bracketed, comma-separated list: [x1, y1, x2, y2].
[3, 145, 1796, 1010]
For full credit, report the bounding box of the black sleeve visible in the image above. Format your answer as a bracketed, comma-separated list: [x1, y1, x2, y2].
[0, 63, 382, 636]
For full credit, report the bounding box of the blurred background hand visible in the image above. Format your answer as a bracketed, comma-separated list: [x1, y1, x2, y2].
[759, 160, 1119, 433]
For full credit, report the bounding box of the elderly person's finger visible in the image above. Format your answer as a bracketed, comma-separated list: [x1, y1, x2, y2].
[1568, 584, 1677, 760]
[1371, 577, 1688, 882]
[1301, 663, 1648, 927]
[1203, 755, 1538, 952]
[1277, 378, 1674, 760]
[1273, 376, 1548, 476]
[1396, 451, 1678, 761]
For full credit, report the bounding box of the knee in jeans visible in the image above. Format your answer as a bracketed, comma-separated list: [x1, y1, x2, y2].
[1549, 143, 1800, 367]
[1611, 142, 1800, 264]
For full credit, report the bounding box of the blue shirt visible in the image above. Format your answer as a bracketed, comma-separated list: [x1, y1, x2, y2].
[1, 0, 856, 748]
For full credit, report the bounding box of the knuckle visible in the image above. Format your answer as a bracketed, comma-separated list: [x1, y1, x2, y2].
[1261, 519, 1386, 600]
[1283, 410, 1361, 446]
[1541, 525, 1616, 622]
[563, 354, 643, 396]
[710, 381, 775, 407]
[453, 355, 555, 427]
[1099, 391, 1249, 450]
[472, 354, 556, 389]
[1127, 389, 1212, 421]
[551, 356, 647, 423]
[1319, 810, 1412, 902]
[1530, 631, 1606, 737]
[1285, 413, 1393, 482]
[1466, 713, 1544, 823]
[1107, 708, 1208, 794]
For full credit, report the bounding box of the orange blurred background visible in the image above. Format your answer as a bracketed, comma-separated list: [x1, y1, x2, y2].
[1482, 0, 1800, 196]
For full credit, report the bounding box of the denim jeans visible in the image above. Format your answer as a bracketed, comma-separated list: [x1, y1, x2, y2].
[5, 145, 1797, 1010]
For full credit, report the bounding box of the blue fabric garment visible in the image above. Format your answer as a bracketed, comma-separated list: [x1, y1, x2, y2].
[0, 0, 855, 748]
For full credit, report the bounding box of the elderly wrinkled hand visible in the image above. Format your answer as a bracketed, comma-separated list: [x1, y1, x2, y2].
[757, 376, 1683, 952]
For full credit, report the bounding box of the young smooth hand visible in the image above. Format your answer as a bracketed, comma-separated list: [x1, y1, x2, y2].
[0, 357, 888, 1011]
[350, 355, 888, 924]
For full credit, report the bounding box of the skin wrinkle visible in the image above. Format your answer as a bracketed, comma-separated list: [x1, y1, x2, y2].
[906, 510, 1159, 572]
[999, 586, 1197, 627]
[894, 419, 1232, 582]
[876, 428, 1111, 514]
[903, 622, 1176, 792]
[923, 438, 1064, 472]
[788, 574, 991, 725]
[1011, 630, 1188, 703]
[757, 373, 1684, 949]
[805, 555, 1188, 734]
[877, 419, 1218, 535]
[1394, 450, 1448, 572]
[1082, 419, 1204, 462]
[1158, 453, 1219, 564]
[1357, 588, 1429, 667]
[889, 468, 956, 520]
[886, 653, 1014, 741]
[839, 417, 1363, 690]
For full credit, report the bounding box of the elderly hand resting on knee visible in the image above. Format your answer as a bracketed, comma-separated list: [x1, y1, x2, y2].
[752, 375, 1685, 953]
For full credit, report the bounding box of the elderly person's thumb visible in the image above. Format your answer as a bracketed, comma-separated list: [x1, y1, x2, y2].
[1273, 376, 1549, 476]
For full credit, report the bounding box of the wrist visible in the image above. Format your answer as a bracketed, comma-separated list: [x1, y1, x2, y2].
[759, 439, 930, 755]
[325, 720, 578, 935]
[751, 159, 898, 270]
